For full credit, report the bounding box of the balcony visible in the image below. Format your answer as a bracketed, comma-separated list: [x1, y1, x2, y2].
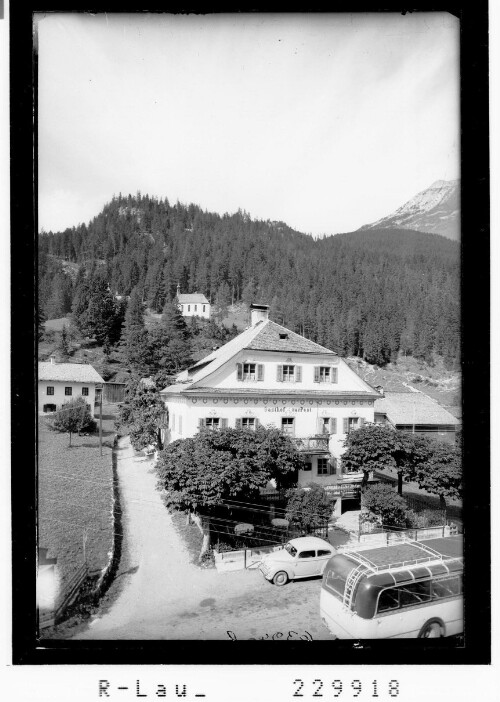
[291, 435, 330, 454]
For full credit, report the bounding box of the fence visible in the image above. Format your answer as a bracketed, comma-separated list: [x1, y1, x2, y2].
[355, 524, 458, 547]
[38, 561, 89, 630]
[214, 543, 285, 572]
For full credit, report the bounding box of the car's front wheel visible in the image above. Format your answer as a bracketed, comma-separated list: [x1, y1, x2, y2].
[273, 570, 289, 586]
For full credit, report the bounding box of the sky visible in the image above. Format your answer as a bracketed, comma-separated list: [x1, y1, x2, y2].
[37, 12, 460, 236]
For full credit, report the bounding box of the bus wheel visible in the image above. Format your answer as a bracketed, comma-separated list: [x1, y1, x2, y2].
[273, 571, 288, 586]
[418, 620, 444, 638]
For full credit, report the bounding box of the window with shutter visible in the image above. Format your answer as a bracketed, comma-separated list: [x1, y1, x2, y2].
[198, 418, 204, 431]
[343, 418, 349, 434]
[277, 365, 283, 381]
[237, 363, 243, 380]
[314, 366, 320, 383]
[235, 418, 242, 429]
[330, 418, 337, 434]
[254, 418, 260, 429]
[257, 364, 264, 381]
[359, 418, 365, 427]
[243, 363, 256, 380]
[281, 417, 295, 436]
[318, 417, 331, 434]
[221, 418, 228, 429]
[345, 417, 360, 433]
[331, 367, 338, 384]
[295, 366, 302, 382]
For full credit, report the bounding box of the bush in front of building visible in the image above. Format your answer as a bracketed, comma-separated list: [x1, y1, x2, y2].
[361, 483, 408, 529]
[155, 426, 304, 558]
[285, 483, 333, 535]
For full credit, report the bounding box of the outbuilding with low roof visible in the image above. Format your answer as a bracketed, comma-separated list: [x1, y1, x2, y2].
[374, 391, 460, 444]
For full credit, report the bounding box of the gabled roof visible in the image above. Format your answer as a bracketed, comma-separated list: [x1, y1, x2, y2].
[178, 293, 209, 304]
[161, 318, 337, 394]
[38, 362, 105, 384]
[247, 320, 336, 354]
[374, 392, 460, 426]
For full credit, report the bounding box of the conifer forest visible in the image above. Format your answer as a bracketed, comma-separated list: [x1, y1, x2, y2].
[38, 194, 460, 367]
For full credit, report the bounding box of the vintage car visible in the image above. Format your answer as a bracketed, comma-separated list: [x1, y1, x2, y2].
[259, 536, 336, 586]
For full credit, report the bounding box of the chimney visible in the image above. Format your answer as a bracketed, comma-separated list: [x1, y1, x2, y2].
[250, 303, 270, 326]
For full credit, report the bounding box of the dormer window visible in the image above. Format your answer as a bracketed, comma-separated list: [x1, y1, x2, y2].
[243, 363, 256, 380]
[279, 333, 288, 340]
[277, 364, 302, 382]
[314, 366, 338, 384]
[237, 363, 264, 381]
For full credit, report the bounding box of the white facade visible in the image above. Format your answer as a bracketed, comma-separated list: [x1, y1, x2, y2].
[178, 300, 211, 319]
[177, 289, 211, 319]
[38, 360, 104, 418]
[160, 307, 381, 490]
[38, 380, 99, 417]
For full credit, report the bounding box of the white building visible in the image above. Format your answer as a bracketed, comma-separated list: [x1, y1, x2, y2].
[160, 304, 382, 507]
[176, 285, 211, 319]
[38, 358, 104, 417]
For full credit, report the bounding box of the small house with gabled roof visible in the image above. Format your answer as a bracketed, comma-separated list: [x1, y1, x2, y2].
[38, 358, 104, 417]
[176, 284, 210, 319]
[160, 303, 382, 497]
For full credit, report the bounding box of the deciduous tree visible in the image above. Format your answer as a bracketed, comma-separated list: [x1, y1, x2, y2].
[155, 426, 304, 555]
[342, 423, 432, 494]
[118, 378, 165, 451]
[51, 396, 96, 446]
[407, 441, 462, 508]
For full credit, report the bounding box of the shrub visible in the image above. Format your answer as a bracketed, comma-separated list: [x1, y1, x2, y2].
[362, 483, 407, 528]
[406, 508, 445, 529]
[199, 549, 215, 568]
[285, 483, 333, 534]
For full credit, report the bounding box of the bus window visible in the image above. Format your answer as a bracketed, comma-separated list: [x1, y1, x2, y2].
[432, 575, 461, 599]
[377, 588, 399, 613]
[399, 581, 432, 608]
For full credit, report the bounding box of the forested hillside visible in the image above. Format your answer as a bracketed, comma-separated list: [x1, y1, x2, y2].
[38, 194, 460, 366]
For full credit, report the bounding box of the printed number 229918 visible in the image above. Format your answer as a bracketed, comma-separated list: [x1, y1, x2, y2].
[292, 679, 400, 698]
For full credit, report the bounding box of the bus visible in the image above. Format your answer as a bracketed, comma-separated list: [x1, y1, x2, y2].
[320, 536, 463, 639]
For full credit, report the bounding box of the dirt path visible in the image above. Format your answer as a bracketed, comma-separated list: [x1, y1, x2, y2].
[74, 436, 333, 641]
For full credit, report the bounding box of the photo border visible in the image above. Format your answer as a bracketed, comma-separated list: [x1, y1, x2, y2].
[10, 0, 490, 665]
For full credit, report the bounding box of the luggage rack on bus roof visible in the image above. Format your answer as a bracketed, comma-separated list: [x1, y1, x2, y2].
[341, 539, 463, 610]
